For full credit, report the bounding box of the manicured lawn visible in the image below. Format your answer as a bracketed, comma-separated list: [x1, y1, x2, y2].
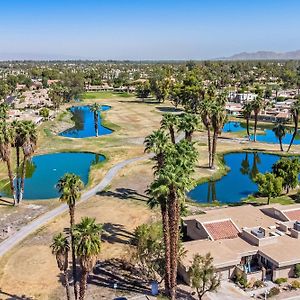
[80, 91, 132, 99]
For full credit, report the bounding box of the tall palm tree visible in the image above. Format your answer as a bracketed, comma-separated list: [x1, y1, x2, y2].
[272, 123, 286, 151]
[73, 217, 102, 300]
[152, 141, 197, 300]
[19, 121, 37, 203]
[145, 130, 172, 294]
[287, 99, 300, 152]
[0, 123, 16, 205]
[177, 113, 199, 142]
[144, 130, 170, 171]
[242, 102, 253, 140]
[51, 233, 71, 300]
[251, 97, 264, 142]
[160, 113, 178, 144]
[211, 99, 227, 169]
[89, 103, 102, 137]
[57, 173, 84, 300]
[199, 98, 213, 168]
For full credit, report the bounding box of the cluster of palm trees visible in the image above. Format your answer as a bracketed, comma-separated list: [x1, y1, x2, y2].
[242, 97, 300, 152]
[145, 113, 198, 299]
[242, 96, 265, 142]
[198, 89, 227, 168]
[0, 117, 37, 205]
[89, 103, 102, 137]
[51, 173, 102, 300]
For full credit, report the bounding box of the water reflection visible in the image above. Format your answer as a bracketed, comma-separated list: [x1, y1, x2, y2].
[60, 105, 112, 138]
[188, 152, 282, 203]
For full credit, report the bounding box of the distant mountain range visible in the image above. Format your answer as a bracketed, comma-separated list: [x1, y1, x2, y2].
[223, 50, 300, 60]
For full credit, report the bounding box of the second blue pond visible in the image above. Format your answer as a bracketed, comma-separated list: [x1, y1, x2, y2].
[188, 152, 283, 203]
[223, 121, 300, 144]
[60, 105, 112, 138]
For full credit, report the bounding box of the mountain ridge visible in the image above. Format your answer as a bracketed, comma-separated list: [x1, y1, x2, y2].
[223, 50, 300, 60]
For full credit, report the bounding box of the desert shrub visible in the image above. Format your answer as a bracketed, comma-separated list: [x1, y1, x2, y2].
[253, 280, 264, 288]
[274, 277, 287, 284]
[291, 280, 300, 290]
[294, 264, 300, 278]
[267, 287, 280, 298]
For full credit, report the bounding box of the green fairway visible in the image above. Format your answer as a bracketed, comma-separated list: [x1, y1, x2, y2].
[80, 91, 132, 99]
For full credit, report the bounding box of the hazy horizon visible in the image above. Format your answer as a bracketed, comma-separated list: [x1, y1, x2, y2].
[1, 0, 300, 60]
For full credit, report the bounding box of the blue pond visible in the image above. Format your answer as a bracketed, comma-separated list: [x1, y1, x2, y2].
[59, 105, 112, 138]
[223, 121, 300, 144]
[17, 152, 105, 199]
[188, 152, 282, 203]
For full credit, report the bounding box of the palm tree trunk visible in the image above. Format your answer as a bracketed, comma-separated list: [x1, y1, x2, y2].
[64, 269, 71, 300]
[79, 270, 88, 300]
[279, 136, 283, 151]
[246, 117, 250, 140]
[6, 159, 16, 206]
[267, 196, 270, 205]
[94, 112, 98, 137]
[287, 112, 298, 152]
[211, 129, 218, 169]
[207, 127, 212, 168]
[253, 113, 258, 142]
[161, 204, 171, 296]
[69, 206, 78, 300]
[169, 126, 175, 144]
[19, 156, 27, 204]
[168, 188, 179, 300]
[16, 146, 20, 202]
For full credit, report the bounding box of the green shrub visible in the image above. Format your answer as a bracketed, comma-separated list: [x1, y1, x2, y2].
[253, 280, 264, 288]
[294, 264, 300, 278]
[291, 280, 300, 290]
[267, 287, 280, 298]
[238, 276, 248, 287]
[274, 277, 287, 284]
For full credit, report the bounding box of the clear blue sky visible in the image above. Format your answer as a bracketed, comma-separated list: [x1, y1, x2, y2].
[1, 0, 300, 60]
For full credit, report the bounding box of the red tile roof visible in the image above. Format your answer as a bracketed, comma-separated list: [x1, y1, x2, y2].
[284, 209, 300, 221]
[203, 220, 239, 241]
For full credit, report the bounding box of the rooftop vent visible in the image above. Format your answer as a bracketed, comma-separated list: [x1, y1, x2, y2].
[251, 227, 265, 238]
[294, 221, 300, 231]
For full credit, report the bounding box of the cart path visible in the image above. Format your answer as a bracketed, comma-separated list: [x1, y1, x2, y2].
[0, 153, 153, 257]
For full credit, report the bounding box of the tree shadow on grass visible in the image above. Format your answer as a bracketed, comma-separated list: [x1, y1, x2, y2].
[98, 188, 149, 202]
[155, 106, 183, 113]
[0, 198, 14, 207]
[0, 289, 34, 300]
[102, 223, 134, 245]
[90, 259, 151, 295]
[118, 98, 159, 105]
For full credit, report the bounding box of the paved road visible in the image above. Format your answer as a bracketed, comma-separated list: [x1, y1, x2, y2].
[0, 154, 153, 257]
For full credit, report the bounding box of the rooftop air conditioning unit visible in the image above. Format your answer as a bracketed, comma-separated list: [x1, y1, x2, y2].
[251, 228, 265, 239]
[294, 221, 300, 231]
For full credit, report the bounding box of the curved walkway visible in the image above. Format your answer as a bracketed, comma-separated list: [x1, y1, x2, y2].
[0, 153, 153, 257]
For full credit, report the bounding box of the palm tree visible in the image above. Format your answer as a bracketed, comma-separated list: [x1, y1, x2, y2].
[51, 233, 71, 300]
[57, 173, 84, 300]
[73, 217, 102, 300]
[151, 141, 197, 299]
[251, 97, 264, 142]
[160, 113, 178, 144]
[199, 98, 213, 168]
[89, 103, 101, 137]
[145, 130, 172, 294]
[0, 123, 16, 205]
[177, 113, 199, 142]
[272, 123, 286, 151]
[19, 121, 37, 203]
[287, 99, 300, 152]
[211, 98, 227, 169]
[144, 130, 170, 171]
[242, 102, 253, 140]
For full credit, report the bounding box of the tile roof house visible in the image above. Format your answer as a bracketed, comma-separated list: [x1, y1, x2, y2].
[179, 204, 300, 285]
